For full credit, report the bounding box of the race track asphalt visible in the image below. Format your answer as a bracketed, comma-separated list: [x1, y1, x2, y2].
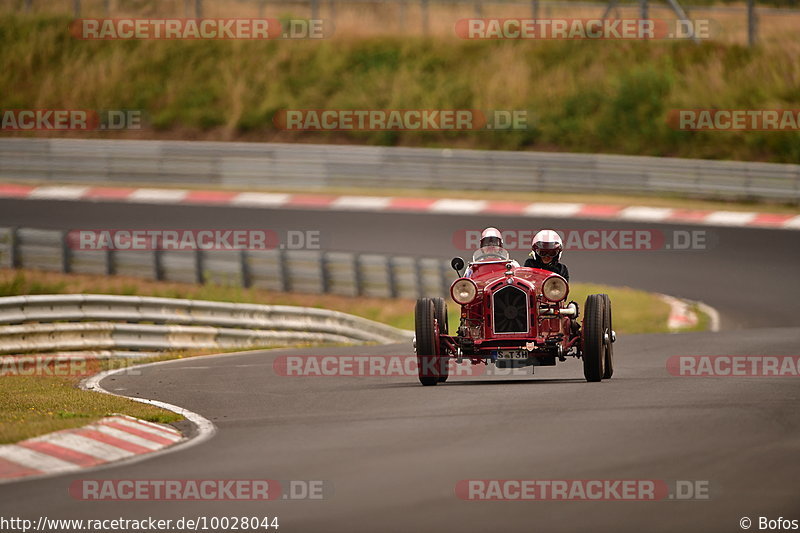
[0, 197, 798, 533]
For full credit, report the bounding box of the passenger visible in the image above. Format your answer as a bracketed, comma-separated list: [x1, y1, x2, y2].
[524, 229, 569, 281]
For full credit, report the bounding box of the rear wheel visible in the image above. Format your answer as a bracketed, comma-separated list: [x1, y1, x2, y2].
[582, 294, 606, 382]
[431, 297, 449, 383]
[601, 294, 614, 379]
[415, 298, 442, 386]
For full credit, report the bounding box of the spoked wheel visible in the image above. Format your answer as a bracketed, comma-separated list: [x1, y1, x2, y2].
[601, 294, 614, 379]
[431, 297, 449, 383]
[582, 294, 607, 382]
[415, 298, 446, 386]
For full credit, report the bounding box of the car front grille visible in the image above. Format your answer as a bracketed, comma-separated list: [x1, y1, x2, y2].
[492, 285, 529, 334]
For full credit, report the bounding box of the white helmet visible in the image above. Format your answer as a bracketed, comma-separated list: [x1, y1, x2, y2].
[532, 229, 563, 262]
[479, 227, 503, 248]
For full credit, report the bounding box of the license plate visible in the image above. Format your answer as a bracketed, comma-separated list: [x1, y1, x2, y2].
[497, 350, 528, 360]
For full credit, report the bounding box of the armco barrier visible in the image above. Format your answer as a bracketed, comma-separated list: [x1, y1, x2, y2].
[0, 227, 452, 299]
[0, 294, 412, 355]
[0, 139, 797, 202]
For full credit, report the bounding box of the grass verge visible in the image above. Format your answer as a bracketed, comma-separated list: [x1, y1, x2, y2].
[0, 373, 181, 444]
[1, 15, 799, 163]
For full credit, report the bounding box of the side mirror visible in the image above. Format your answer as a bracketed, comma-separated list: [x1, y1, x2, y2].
[451, 257, 465, 276]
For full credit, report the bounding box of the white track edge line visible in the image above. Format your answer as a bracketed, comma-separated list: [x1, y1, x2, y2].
[0, 357, 220, 485]
[657, 293, 721, 333]
[694, 300, 722, 333]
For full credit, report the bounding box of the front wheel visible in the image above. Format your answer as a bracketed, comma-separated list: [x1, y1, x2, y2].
[582, 294, 607, 382]
[431, 297, 449, 383]
[415, 298, 445, 386]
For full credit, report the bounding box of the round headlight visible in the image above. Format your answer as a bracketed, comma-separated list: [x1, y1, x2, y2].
[451, 278, 478, 305]
[542, 276, 568, 302]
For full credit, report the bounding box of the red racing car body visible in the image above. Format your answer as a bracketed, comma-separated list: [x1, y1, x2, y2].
[414, 252, 615, 385]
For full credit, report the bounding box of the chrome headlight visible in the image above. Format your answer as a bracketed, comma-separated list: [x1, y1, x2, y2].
[542, 276, 568, 302]
[451, 278, 478, 305]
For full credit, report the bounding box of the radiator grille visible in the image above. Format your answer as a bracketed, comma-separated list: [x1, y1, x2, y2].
[492, 285, 529, 334]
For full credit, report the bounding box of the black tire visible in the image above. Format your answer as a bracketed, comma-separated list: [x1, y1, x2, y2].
[601, 294, 614, 379]
[582, 294, 606, 382]
[431, 297, 449, 383]
[415, 298, 439, 386]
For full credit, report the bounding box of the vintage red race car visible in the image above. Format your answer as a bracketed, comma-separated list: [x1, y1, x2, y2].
[414, 247, 615, 385]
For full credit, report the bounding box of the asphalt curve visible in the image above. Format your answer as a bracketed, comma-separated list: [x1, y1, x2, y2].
[0, 197, 798, 533]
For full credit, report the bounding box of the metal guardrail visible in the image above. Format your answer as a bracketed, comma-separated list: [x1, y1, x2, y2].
[0, 227, 452, 300]
[1, 139, 797, 202]
[0, 294, 413, 355]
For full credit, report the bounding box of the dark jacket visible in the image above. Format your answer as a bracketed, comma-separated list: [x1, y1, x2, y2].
[524, 256, 569, 281]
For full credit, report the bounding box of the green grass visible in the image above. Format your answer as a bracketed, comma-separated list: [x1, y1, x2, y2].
[1, 15, 799, 162]
[0, 373, 181, 444]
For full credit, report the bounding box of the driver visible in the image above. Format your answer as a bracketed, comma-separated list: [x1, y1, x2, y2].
[480, 227, 503, 247]
[524, 229, 569, 281]
[466, 227, 518, 276]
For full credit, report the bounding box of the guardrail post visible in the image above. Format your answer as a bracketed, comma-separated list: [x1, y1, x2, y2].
[353, 254, 365, 296]
[73, 0, 81, 17]
[194, 248, 205, 284]
[531, 0, 539, 19]
[154, 248, 165, 281]
[328, 0, 336, 25]
[240, 249, 251, 288]
[795, 168, 800, 206]
[105, 248, 116, 275]
[320, 252, 331, 293]
[387, 257, 399, 299]
[414, 257, 424, 298]
[24, 0, 32, 13]
[747, 0, 758, 47]
[420, 0, 429, 35]
[474, 2, 482, 17]
[9, 227, 20, 268]
[195, 0, 203, 18]
[310, 0, 320, 22]
[61, 230, 72, 274]
[439, 259, 449, 298]
[278, 248, 291, 292]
